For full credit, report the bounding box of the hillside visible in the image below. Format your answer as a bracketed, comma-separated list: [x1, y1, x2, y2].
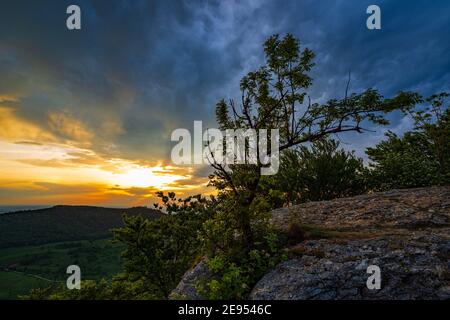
[0, 205, 162, 248]
[172, 186, 450, 300]
[0, 239, 124, 299]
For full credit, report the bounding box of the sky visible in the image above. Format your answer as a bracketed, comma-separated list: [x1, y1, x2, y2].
[0, 0, 449, 206]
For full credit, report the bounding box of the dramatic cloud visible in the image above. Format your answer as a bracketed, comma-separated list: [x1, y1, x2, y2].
[0, 0, 448, 205]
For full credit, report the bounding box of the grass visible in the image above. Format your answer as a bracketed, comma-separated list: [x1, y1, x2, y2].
[0, 271, 50, 300]
[0, 239, 124, 299]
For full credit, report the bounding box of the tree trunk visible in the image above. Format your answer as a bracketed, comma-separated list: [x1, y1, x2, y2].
[239, 205, 253, 248]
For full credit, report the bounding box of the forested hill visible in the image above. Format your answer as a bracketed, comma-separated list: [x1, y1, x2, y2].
[0, 205, 162, 248]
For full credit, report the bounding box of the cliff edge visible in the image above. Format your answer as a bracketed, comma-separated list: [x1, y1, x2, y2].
[173, 186, 450, 300]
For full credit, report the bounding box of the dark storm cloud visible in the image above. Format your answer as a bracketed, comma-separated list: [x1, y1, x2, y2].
[1, 0, 449, 162]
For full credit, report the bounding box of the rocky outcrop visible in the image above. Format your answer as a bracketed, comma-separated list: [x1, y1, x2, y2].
[172, 186, 450, 300]
[254, 186, 450, 300]
[250, 234, 450, 299]
[169, 259, 210, 300]
[271, 186, 450, 232]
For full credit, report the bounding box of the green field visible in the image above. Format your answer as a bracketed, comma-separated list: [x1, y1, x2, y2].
[0, 239, 124, 299]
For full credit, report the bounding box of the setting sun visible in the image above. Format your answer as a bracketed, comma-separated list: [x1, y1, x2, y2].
[0, 139, 207, 206]
[107, 165, 189, 189]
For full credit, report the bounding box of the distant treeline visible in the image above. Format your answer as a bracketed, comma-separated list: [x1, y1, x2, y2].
[0, 205, 162, 248]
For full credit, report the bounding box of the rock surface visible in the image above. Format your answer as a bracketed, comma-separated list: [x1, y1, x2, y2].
[250, 234, 450, 299]
[172, 186, 450, 300]
[271, 186, 450, 232]
[255, 186, 450, 300]
[169, 259, 210, 300]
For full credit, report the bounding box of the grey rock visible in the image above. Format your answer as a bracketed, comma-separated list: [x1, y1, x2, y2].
[169, 259, 210, 300]
[277, 186, 450, 232]
[250, 235, 450, 300]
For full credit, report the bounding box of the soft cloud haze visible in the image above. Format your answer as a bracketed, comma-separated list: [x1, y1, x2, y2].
[0, 0, 449, 206]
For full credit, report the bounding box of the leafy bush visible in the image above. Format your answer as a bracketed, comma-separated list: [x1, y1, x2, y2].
[367, 93, 450, 190]
[112, 192, 213, 298]
[275, 139, 368, 205]
[22, 276, 160, 300]
[197, 231, 285, 299]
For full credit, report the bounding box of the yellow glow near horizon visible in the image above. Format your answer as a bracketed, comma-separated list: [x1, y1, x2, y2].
[0, 101, 210, 206]
[0, 139, 207, 205]
[106, 164, 189, 189]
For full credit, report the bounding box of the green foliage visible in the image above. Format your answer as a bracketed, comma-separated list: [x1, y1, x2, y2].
[197, 231, 286, 300]
[367, 93, 450, 189]
[112, 193, 214, 298]
[22, 275, 160, 300]
[21, 265, 155, 301]
[275, 139, 368, 204]
[196, 186, 285, 299]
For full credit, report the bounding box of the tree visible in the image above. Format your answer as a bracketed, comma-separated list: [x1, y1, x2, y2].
[209, 34, 419, 249]
[113, 192, 213, 298]
[367, 92, 450, 189]
[409, 93, 450, 181]
[276, 139, 368, 205]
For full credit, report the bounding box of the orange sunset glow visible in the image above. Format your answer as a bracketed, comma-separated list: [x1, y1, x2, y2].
[0, 101, 210, 206]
